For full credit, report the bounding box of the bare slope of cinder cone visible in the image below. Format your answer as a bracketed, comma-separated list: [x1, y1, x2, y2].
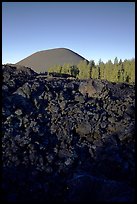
[16, 48, 88, 73]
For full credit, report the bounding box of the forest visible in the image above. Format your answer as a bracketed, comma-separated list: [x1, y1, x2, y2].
[48, 57, 135, 84]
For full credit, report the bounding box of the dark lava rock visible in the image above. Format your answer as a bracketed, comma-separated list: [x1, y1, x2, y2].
[66, 174, 135, 202]
[2, 64, 135, 203]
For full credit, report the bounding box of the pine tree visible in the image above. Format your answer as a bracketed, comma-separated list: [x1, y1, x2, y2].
[105, 60, 113, 81]
[121, 63, 124, 82]
[98, 58, 102, 65]
[77, 60, 89, 79]
[70, 65, 79, 78]
[61, 64, 72, 74]
[88, 60, 95, 79]
[117, 69, 121, 82]
[100, 62, 105, 80]
[114, 57, 118, 64]
[98, 65, 101, 79]
[119, 59, 122, 65]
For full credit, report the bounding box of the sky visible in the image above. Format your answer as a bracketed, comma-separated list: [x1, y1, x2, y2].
[2, 2, 135, 64]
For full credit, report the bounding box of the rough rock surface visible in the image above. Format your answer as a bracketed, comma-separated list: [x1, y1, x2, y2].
[2, 65, 135, 203]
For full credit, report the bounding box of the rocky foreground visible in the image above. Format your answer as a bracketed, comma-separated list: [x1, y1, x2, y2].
[2, 65, 135, 203]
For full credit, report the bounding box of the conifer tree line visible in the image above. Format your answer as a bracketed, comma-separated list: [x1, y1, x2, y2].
[48, 57, 135, 84]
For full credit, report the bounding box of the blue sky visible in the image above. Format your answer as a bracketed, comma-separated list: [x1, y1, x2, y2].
[2, 2, 135, 64]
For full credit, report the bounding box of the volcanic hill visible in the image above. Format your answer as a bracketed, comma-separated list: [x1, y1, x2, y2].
[16, 48, 88, 73]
